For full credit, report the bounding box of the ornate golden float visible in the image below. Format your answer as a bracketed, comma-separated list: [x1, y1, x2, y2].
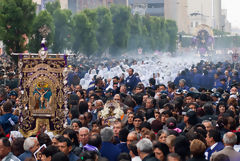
[12, 39, 73, 137]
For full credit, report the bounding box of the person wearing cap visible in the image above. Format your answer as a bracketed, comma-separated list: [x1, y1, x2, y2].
[9, 90, 18, 108]
[166, 117, 182, 134]
[174, 89, 183, 99]
[183, 110, 199, 134]
[210, 92, 221, 105]
[200, 103, 218, 121]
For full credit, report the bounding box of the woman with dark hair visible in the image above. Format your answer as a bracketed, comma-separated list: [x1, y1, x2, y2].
[62, 128, 81, 156]
[71, 119, 82, 132]
[153, 142, 170, 161]
[216, 101, 227, 115]
[70, 105, 80, 120]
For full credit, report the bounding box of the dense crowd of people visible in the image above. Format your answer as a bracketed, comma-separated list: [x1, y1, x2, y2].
[1, 54, 240, 161]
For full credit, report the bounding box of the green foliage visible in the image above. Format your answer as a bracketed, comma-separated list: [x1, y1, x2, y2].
[110, 5, 131, 55]
[214, 35, 240, 49]
[72, 12, 98, 56]
[0, 0, 36, 62]
[29, 10, 55, 53]
[0, 2, 179, 57]
[166, 20, 178, 52]
[127, 14, 142, 51]
[46, 0, 61, 15]
[52, 9, 73, 53]
[213, 29, 230, 36]
[96, 7, 113, 54]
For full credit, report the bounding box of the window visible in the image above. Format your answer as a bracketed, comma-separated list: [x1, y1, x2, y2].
[148, 3, 164, 8]
[191, 22, 194, 27]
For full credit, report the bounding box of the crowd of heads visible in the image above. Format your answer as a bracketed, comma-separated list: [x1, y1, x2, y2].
[1, 56, 240, 161]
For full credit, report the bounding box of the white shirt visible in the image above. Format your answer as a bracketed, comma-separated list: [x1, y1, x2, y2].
[132, 156, 142, 161]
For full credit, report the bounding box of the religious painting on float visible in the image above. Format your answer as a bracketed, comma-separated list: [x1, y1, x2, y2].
[14, 39, 70, 137]
[192, 24, 214, 55]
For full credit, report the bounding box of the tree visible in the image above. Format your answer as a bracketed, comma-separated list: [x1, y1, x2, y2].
[156, 18, 169, 51]
[29, 10, 55, 53]
[141, 16, 155, 51]
[45, 0, 61, 15]
[72, 12, 98, 56]
[166, 20, 177, 52]
[110, 5, 131, 55]
[127, 14, 142, 51]
[0, 0, 36, 62]
[52, 9, 73, 53]
[96, 7, 113, 55]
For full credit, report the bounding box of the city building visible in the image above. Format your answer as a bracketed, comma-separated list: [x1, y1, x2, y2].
[164, 0, 189, 34]
[60, 0, 68, 9]
[68, 0, 77, 13]
[221, 9, 231, 33]
[33, 0, 68, 12]
[113, 0, 128, 6]
[187, 0, 223, 34]
[129, 0, 164, 17]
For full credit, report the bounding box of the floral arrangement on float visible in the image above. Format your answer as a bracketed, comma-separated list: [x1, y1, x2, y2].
[98, 100, 124, 126]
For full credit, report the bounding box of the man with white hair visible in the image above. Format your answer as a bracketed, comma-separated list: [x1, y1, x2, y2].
[18, 137, 39, 161]
[79, 127, 90, 148]
[100, 127, 121, 161]
[136, 138, 158, 161]
[210, 132, 240, 161]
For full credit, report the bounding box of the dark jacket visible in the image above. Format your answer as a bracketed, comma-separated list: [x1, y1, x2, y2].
[142, 153, 159, 161]
[18, 151, 32, 161]
[125, 75, 140, 92]
[68, 151, 79, 161]
[0, 113, 18, 134]
[100, 142, 121, 161]
[205, 142, 224, 160]
[116, 142, 129, 153]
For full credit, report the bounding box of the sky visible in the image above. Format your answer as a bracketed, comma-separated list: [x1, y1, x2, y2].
[222, 0, 240, 28]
